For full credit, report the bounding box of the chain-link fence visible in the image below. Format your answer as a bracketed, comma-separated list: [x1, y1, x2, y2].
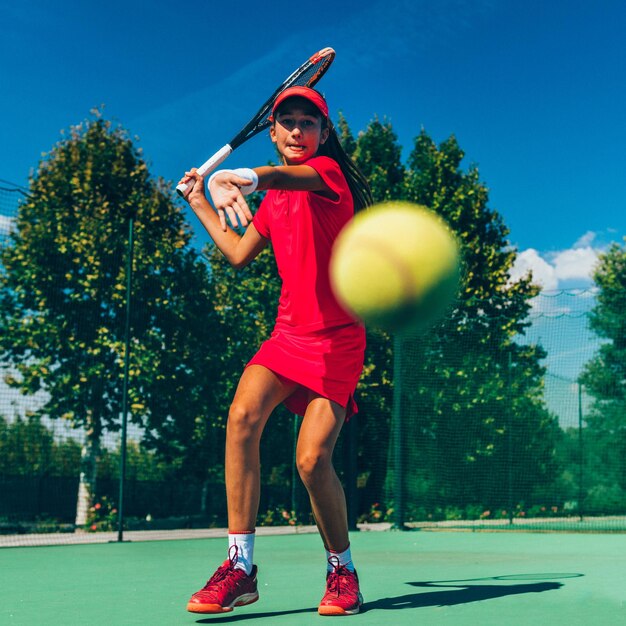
[386, 293, 623, 533]
[1, 180, 625, 546]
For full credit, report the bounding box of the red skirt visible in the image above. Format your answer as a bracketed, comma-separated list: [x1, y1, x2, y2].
[247, 321, 366, 419]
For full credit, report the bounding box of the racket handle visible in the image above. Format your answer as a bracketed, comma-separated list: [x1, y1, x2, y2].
[176, 144, 233, 198]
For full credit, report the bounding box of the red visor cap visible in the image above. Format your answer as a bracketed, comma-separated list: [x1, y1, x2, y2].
[271, 86, 329, 120]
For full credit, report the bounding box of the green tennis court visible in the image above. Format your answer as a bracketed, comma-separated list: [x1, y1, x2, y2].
[2, 528, 625, 625]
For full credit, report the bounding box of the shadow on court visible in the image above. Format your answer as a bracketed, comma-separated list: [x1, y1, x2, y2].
[363, 580, 566, 611]
[195, 608, 318, 623]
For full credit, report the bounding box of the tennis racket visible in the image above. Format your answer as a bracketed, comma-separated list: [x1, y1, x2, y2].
[176, 46, 336, 198]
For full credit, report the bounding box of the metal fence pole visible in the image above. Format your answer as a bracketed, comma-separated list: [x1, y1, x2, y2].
[508, 351, 514, 526]
[291, 414, 300, 518]
[391, 333, 407, 530]
[117, 214, 134, 542]
[578, 382, 584, 522]
[345, 416, 358, 531]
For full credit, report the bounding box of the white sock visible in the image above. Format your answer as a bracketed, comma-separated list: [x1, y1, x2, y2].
[326, 544, 355, 572]
[228, 531, 255, 575]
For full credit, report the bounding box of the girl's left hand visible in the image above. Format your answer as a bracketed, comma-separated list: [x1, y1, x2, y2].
[208, 171, 254, 231]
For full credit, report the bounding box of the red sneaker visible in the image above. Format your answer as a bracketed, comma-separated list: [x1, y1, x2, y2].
[318, 557, 363, 616]
[187, 547, 259, 614]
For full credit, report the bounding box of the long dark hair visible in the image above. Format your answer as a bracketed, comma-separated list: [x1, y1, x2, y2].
[317, 122, 373, 213]
[273, 94, 373, 212]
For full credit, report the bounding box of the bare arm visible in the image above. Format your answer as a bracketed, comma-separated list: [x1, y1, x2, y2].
[178, 164, 332, 268]
[256, 165, 336, 197]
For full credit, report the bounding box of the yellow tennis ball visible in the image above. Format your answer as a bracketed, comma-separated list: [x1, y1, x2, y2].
[330, 202, 461, 333]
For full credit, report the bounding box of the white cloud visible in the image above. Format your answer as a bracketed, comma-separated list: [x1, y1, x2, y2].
[509, 234, 605, 317]
[510, 232, 603, 291]
[552, 246, 599, 281]
[510, 248, 558, 290]
[0, 214, 14, 236]
[574, 231, 596, 248]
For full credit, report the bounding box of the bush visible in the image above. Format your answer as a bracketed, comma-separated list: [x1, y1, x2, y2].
[257, 506, 302, 527]
[85, 496, 118, 532]
[584, 484, 626, 515]
[357, 502, 394, 523]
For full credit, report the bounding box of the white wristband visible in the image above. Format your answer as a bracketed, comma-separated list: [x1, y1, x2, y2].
[208, 168, 259, 196]
[232, 168, 259, 195]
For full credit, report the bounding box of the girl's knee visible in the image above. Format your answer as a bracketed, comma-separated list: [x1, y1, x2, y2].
[227, 402, 264, 441]
[296, 449, 332, 485]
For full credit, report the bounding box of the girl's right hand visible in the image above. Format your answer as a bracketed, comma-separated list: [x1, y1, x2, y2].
[179, 169, 208, 208]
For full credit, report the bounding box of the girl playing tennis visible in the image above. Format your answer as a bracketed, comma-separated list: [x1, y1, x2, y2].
[179, 86, 372, 616]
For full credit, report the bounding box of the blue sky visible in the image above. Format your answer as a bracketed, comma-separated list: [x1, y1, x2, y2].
[2, 0, 622, 426]
[1, 0, 625, 291]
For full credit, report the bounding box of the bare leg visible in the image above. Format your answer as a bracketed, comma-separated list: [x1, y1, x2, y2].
[296, 396, 349, 551]
[226, 365, 297, 531]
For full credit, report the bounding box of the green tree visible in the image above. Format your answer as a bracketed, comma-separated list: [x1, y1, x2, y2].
[0, 112, 221, 525]
[399, 131, 558, 513]
[345, 123, 559, 516]
[0, 414, 81, 477]
[354, 117, 405, 204]
[0, 414, 53, 475]
[97, 439, 172, 482]
[580, 242, 626, 507]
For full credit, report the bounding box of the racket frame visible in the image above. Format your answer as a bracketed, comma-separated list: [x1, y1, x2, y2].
[176, 47, 335, 197]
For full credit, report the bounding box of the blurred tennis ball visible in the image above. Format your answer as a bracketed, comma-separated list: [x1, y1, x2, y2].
[330, 202, 460, 333]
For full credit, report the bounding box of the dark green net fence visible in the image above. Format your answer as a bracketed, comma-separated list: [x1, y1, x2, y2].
[1, 182, 625, 547]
